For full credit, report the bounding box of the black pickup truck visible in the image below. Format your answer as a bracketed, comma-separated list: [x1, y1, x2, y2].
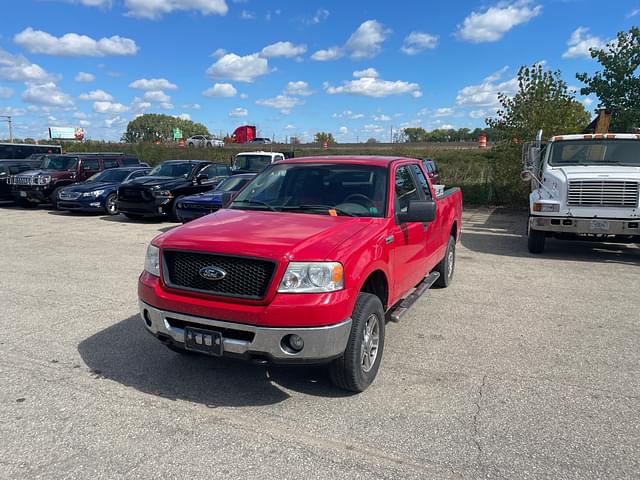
[116, 160, 230, 220]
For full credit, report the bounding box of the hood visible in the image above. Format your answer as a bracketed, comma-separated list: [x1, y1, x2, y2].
[124, 175, 190, 189]
[14, 169, 73, 179]
[63, 181, 118, 193]
[155, 208, 377, 261]
[553, 165, 640, 181]
[181, 191, 224, 205]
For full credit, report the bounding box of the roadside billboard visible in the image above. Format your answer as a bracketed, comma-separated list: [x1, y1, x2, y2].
[49, 127, 85, 141]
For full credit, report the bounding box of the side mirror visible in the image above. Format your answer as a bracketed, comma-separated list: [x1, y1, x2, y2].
[397, 200, 436, 223]
[196, 173, 209, 184]
[221, 191, 237, 207]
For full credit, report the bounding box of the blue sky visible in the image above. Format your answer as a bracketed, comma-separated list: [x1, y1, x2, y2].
[0, 0, 637, 142]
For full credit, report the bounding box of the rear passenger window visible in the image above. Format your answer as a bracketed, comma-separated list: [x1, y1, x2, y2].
[103, 159, 119, 169]
[120, 158, 139, 166]
[216, 165, 229, 175]
[394, 166, 420, 213]
[82, 159, 99, 171]
[411, 165, 432, 198]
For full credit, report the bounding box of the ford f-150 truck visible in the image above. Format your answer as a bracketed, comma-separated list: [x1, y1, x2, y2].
[138, 156, 463, 392]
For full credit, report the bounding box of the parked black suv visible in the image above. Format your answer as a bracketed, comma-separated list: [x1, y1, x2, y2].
[9, 152, 139, 207]
[0, 159, 42, 201]
[116, 160, 229, 220]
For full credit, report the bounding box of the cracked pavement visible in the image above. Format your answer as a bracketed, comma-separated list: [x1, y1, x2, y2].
[1, 206, 639, 479]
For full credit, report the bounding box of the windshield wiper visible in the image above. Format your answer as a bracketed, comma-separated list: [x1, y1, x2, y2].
[281, 204, 356, 217]
[231, 199, 278, 212]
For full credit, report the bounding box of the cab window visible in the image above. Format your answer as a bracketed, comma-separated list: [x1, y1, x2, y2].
[82, 159, 100, 171]
[103, 159, 119, 169]
[411, 164, 432, 199]
[394, 166, 420, 213]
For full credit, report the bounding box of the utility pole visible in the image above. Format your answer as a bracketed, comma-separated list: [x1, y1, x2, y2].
[0, 115, 13, 142]
[390, 126, 393, 144]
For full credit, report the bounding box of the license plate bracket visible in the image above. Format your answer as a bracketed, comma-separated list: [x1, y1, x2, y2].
[184, 327, 223, 356]
[590, 220, 610, 232]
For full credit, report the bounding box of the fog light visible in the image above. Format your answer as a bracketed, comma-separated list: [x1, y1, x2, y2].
[281, 334, 304, 354]
[89, 202, 101, 207]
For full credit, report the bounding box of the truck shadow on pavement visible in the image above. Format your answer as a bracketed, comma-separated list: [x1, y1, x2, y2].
[78, 315, 353, 406]
[461, 209, 640, 266]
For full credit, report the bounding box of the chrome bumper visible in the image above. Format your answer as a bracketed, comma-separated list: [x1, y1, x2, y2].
[530, 216, 640, 235]
[139, 301, 352, 362]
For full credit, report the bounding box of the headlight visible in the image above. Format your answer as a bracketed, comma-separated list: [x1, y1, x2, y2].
[278, 262, 343, 293]
[533, 202, 560, 213]
[36, 175, 51, 185]
[82, 189, 105, 198]
[153, 190, 173, 198]
[144, 244, 160, 276]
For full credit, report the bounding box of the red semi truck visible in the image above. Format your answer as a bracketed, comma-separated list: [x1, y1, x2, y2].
[230, 125, 256, 144]
[138, 155, 463, 391]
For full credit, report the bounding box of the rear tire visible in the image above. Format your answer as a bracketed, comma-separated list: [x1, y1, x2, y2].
[434, 235, 455, 288]
[170, 196, 184, 222]
[528, 224, 546, 254]
[104, 193, 118, 215]
[329, 293, 385, 392]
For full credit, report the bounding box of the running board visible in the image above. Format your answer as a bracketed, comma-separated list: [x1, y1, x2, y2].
[388, 272, 440, 322]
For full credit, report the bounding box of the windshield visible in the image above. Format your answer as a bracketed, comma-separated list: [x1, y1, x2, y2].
[231, 163, 388, 217]
[87, 169, 131, 183]
[40, 156, 78, 171]
[216, 176, 252, 192]
[548, 140, 640, 167]
[232, 155, 272, 173]
[149, 162, 197, 178]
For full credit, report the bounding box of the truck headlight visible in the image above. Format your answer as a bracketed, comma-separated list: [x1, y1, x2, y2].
[82, 189, 105, 198]
[278, 262, 344, 293]
[533, 202, 560, 213]
[153, 190, 173, 198]
[144, 244, 161, 277]
[36, 175, 51, 185]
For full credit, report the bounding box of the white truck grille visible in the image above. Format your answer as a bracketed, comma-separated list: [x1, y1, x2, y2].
[9, 175, 35, 186]
[567, 180, 639, 207]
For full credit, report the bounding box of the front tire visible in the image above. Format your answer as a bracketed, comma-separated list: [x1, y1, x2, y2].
[104, 193, 118, 215]
[50, 187, 65, 209]
[434, 235, 455, 288]
[329, 293, 385, 392]
[528, 223, 546, 254]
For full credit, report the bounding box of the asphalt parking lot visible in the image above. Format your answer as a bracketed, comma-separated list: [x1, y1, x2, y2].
[1, 206, 639, 479]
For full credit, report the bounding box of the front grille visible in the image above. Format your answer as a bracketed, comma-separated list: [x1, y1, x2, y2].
[568, 180, 639, 208]
[163, 250, 276, 300]
[59, 191, 81, 200]
[118, 187, 151, 201]
[10, 175, 34, 186]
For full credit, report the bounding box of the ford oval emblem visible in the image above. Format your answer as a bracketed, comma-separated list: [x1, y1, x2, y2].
[199, 266, 227, 281]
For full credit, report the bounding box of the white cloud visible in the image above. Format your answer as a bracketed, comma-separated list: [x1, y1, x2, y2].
[284, 81, 313, 96]
[0, 48, 54, 82]
[14, 28, 138, 56]
[325, 76, 422, 98]
[182, 103, 201, 110]
[440, 124, 455, 130]
[562, 27, 606, 59]
[310, 8, 329, 24]
[104, 115, 125, 128]
[203, 82, 237, 97]
[401, 32, 439, 55]
[75, 71, 95, 82]
[131, 97, 152, 111]
[176, 113, 191, 120]
[256, 94, 303, 114]
[345, 20, 390, 59]
[456, 0, 542, 43]
[207, 53, 269, 82]
[484, 65, 509, 82]
[79, 89, 113, 101]
[0, 86, 14, 99]
[160, 102, 173, 109]
[372, 114, 391, 121]
[582, 97, 594, 107]
[311, 47, 344, 61]
[93, 101, 129, 113]
[239, 93, 248, 99]
[240, 9, 255, 19]
[284, 124, 296, 130]
[143, 90, 171, 102]
[229, 107, 248, 117]
[211, 48, 226, 58]
[73, 111, 88, 120]
[129, 78, 177, 90]
[332, 110, 364, 119]
[433, 107, 455, 117]
[0, 106, 25, 116]
[261, 41, 307, 58]
[456, 69, 518, 107]
[362, 124, 384, 134]
[123, 0, 228, 19]
[22, 82, 73, 107]
[353, 68, 379, 78]
[71, 0, 112, 6]
[338, 126, 348, 135]
[628, 8, 640, 18]
[469, 110, 487, 119]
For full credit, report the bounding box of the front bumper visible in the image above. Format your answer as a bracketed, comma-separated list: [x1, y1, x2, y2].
[117, 198, 170, 217]
[57, 198, 105, 212]
[140, 300, 352, 363]
[12, 186, 53, 203]
[530, 216, 640, 235]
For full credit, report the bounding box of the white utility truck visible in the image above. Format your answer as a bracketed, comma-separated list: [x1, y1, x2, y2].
[522, 130, 640, 253]
[231, 151, 286, 173]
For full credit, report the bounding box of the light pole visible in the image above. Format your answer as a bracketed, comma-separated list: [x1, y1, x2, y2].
[0, 115, 13, 143]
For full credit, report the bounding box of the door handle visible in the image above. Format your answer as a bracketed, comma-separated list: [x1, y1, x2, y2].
[385, 235, 394, 244]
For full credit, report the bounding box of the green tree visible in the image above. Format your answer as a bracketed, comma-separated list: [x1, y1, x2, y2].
[122, 114, 210, 143]
[487, 64, 590, 142]
[577, 27, 640, 132]
[314, 132, 335, 144]
[403, 127, 428, 142]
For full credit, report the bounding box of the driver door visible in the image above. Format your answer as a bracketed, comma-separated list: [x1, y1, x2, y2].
[389, 165, 428, 297]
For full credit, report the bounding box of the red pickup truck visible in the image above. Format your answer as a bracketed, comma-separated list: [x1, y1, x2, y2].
[139, 156, 462, 391]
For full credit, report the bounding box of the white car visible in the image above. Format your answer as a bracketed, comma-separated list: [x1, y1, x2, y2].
[186, 135, 224, 148]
